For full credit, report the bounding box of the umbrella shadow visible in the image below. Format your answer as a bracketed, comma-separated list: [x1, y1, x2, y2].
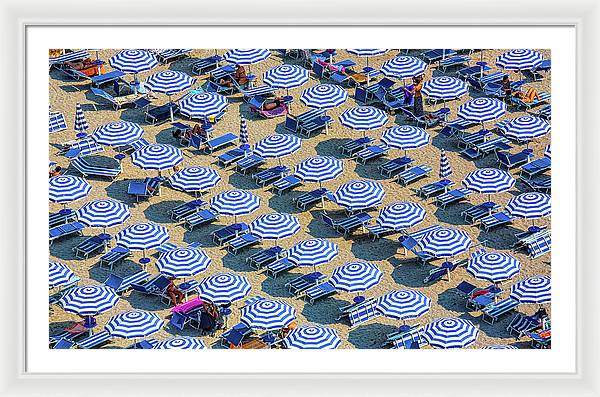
[118, 107, 146, 123]
[49, 235, 87, 261]
[105, 179, 137, 206]
[435, 287, 469, 313]
[227, 172, 262, 191]
[123, 292, 166, 311]
[306, 213, 341, 239]
[267, 194, 304, 214]
[390, 259, 432, 288]
[347, 323, 398, 349]
[314, 138, 348, 158]
[350, 238, 398, 262]
[353, 162, 389, 181]
[300, 296, 348, 325]
[88, 258, 143, 284]
[260, 273, 298, 298]
[182, 222, 226, 247]
[433, 204, 472, 226]
[476, 225, 522, 250]
[155, 127, 179, 145]
[221, 251, 254, 273]
[143, 200, 184, 224]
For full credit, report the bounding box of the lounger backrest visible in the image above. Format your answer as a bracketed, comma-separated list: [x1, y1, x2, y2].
[354, 87, 368, 104]
[104, 274, 124, 290]
[312, 61, 326, 78]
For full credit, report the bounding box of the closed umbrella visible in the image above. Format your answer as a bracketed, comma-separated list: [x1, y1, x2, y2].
[74, 103, 89, 136]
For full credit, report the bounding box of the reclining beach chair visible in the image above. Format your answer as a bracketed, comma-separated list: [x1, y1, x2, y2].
[523, 59, 551, 81]
[483, 80, 525, 99]
[456, 63, 492, 79]
[153, 49, 192, 64]
[438, 55, 471, 72]
[365, 223, 398, 241]
[294, 188, 329, 211]
[496, 149, 534, 169]
[520, 157, 551, 178]
[265, 258, 298, 278]
[49, 221, 85, 245]
[536, 104, 551, 120]
[104, 270, 151, 295]
[221, 323, 255, 349]
[203, 133, 238, 154]
[236, 154, 266, 175]
[99, 246, 130, 270]
[439, 118, 478, 138]
[226, 233, 262, 255]
[298, 115, 334, 138]
[183, 208, 219, 231]
[386, 324, 426, 349]
[435, 188, 472, 209]
[76, 330, 112, 349]
[461, 136, 512, 160]
[521, 175, 551, 193]
[480, 211, 514, 232]
[65, 68, 126, 87]
[456, 129, 493, 148]
[462, 202, 500, 224]
[191, 55, 223, 75]
[413, 179, 454, 198]
[339, 137, 375, 157]
[120, 137, 150, 154]
[49, 322, 89, 347]
[169, 199, 207, 221]
[526, 329, 551, 349]
[354, 144, 390, 165]
[131, 274, 171, 299]
[253, 166, 289, 187]
[247, 246, 286, 270]
[338, 297, 381, 328]
[513, 228, 549, 249]
[90, 87, 140, 110]
[400, 107, 447, 128]
[286, 272, 327, 296]
[526, 233, 551, 259]
[423, 261, 461, 284]
[212, 223, 249, 246]
[511, 91, 551, 110]
[73, 235, 107, 259]
[325, 212, 372, 237]
[507, 312, 546, 339]
[217, 147, 252, 167]
[49, 209, 77, 229]
[378, 156, 414, 178]
[49, 111, 67, 133]
[145, 103, 180, 125]
[398, 225, 441, 263]
[397, 165, 432, 186]
[421, 49, 457, 63]
[271, 175, 303, 195]
[481, 298, 520, 325]
[248, 96, 289, 119]
[466, 71, 508, 91]
[70, 157, 121, 180]
[304, 281, 338, 304]
[127, 177, 163, 202]
[239, 85, 275, 102]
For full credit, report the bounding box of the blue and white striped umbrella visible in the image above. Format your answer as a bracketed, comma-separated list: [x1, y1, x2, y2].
[333, 180, 386, 210]
[423, 318, 479, 349]
[179, 92, 229, 120]
[462, 168, 516, 195]
[240, 299, 297, 331]
[239, 115, 249, 146]
[376, 290, 431, 320]
[330, 262, 383, 293]
[500, 116, 551, 142]
[263, 64, 310, 90]
[419, 227, 472, 258]
[249, 213, 300, 240]
[131, 144, 183, 171]
[105, 310, 164, 339]
[223, 49, 271, 66]
[254, 134, 302, 159]
[169, 167, 221, 193]
[347, 49, 389, 57]
[59, 285, 119, 316]
[339, 106, 389, 132]
[467, 252, 521, 283]
[92, 121, 144, 146]
[197, 273, 251, 305]
[439, 149, 452, 179]
[156, 247, 212, 278]
[295, 156, 344, 184]
[544, 144, 551, 159]
[109, 50, 158, 74]
[380, 56, 427, 79]
[510, 276, 551, 304]
[49, 50, 90, 64]
[49, 262, 75, 288]
[144, 70, 195, 96]
[49, 176, 91, 204]
[210, 190, 260, 218]
[496, 49, 544, 71]
[381, 125, 430, 152]
[154, 337, 206, 350]
[77, 199, 130, 230]
[74, 103, 89, 134]
[422, 76, 468, 100]
[300, 84, 348, 109]
[116, 223, 169, 252]
[506, 192, 551, 219]
[287, 239, 338, 267]
[483, 345, 518, 349]
[458, 98, 506, 123]
[283, 325, 341, 349]
[377, 202, 427, 230]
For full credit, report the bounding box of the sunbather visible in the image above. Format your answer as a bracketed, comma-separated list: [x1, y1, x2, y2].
[512, 87, 541, 103]
[49, 165, 62, 178]
[166, 278, 184, 305]
[65, 57, 93, 71]
[405, 75, 424, 116]
[263, 97, 285, 111]
[219, 64, 248, 87]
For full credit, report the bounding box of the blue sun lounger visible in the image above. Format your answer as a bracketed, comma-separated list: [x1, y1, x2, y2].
[145, 103, 180, 125]
[271, 175, 303, 195]
[99, 246, 130, 270]
[183, 208, 219, 231]
[523, 59, 551, 81]
[435, 188, 472, 209]
[378, 156, 414, 178]
[398, 224, 441, 264]
[421, 49, 457, 63]
[508, 312, 548, 339]
[49, 112, 67, 133]
[203, 133, 238, 154]
[461, 136, 512, 160]
[414, 179, 454, 198]
[386, 324, 426, 349]
[236, 154, 265, 174]
[462, 202, 500, 224]
[286, 272, 327, 296]
[480, 211, 514, 231]
[511, 91, 551, 110]
[496, 150, 534, 169]
[466, 71, 508, 91]
[221, 323, 254, 348]
[521, 175, 551, 193]
[226, 233, 262, 255]
[49, 209, 77, 228]
[77, 330, 112, 349]
[457, 129, 493, 148]
[191, 55, 223, 75]
[520, 157, 551, 178]
[265, 258, 298, 278]
[212, 222, 249, 245]
[397, 165, 432, 186]
[217, 147, 252, 167]
[536, 104, 551, 120]
[90, 87, 140, 110]
[456, 64, 492, 79]
[247, 246, 286, 270]
[439, 118, 478, 138]
[49, 221, 85, 244]
[337, 297, 381, 328]
[253, 166, 289, 187]
[127, 177, 163, 202]
[169, 200, 207, 221]
[294, 188, 329, 210]
[153, 48, 192, 64]
[304, 281, 337, 304]
[71, 157, 121, 180]
[526, 232, 551, 258]
[354, 144, 390, 165]
[482, 298, 520, 325]
[104, 270, 151, 294]
[365, 223, 398, 241]
[73, 235, 107, 259]
[439, 55, 471, 72]
[339, 136, 375, 157]
[66, 69, 126, 87]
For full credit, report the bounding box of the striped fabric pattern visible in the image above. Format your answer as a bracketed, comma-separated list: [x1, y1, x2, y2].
[197, 273, 251, 305]
[253, 134, 302, 159]
[505, 192, 551, 219]
[439, 149, 452, 179]
[76, 199, 130, 228]
[210, 190, 260, 217]
[423, 317, 479, 349]
[300, 84, 348, 109]
[419, 227, 472, 258]
[59, 285, 119, 316]
[381, 125, 430, 150]
[223, 49, 271, 65]
[510, 276, 551, 303]
[333, 180, 386, 210]
[339, 106, 389, 131]
[467, 252, 521, 283]
[240, 299, 297, 331]
[287, 239, 338, 267]
[239, 116, 249, 145]
[347, 49, 389, 57]
[380, 56, 427, 78]
[169, 167, 221, 193]
[49, 262, 76, 288]
[156, 247, 212, 278]
[376, 202, 427, 230]
[154, 337, 207, 349]
[131, 144, 183, 171]
[263, 64, 310, 89]
[109, 50, 158, 73]
[179, 92, 229, 119]
[74, 103, 89, 133]
[422, 76, 468, 100]
[376, 289, 431, 320]
[105, 310, 164, 339]
[249, 213, 301, 240]
[330, 262, 383, 293]
[501, 116, 551, 141]
[144, 70, 196, 95]
[92, 121, 145, 146]
[294, 156, 344, 183]
[283, 325, 341, 349]
[116, 223, 170, 251]
[462, 168, 516, 194]
[49, 50, 90, 64]
[458, 98, 506, 123]
[496, 49, 544, 70]
[49, 176, 92, 204]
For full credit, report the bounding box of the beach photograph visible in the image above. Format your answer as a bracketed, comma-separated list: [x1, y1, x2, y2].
[48, 48, 551, 350]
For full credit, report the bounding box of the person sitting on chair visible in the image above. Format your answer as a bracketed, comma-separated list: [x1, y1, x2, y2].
[166, 278, 184, 305]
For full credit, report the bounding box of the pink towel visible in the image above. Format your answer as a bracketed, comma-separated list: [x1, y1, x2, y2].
[171, 296, 203, 314]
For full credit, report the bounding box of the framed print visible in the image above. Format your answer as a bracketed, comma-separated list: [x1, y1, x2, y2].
[1, 0, 599, 396]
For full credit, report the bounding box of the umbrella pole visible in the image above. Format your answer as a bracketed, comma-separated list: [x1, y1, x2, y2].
[169, 95, 174, 122]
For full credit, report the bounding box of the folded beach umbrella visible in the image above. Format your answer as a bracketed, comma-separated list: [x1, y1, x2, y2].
[49, 262, 76, 288]
[423, 317, 479, 349]
[457, 98, 506, 124]
[381, 125, 430, 156]
[197, 272, 251, 305]
[339, 106, 389, 136]
[483, 345, 518, 349]
[376, 290, 431, 321]
[59, 285, 119, 317]
[330, 262, 383, 293]
[240, 299, 297, 331]
[144, 70, 195, 96]
[376, 201, 426, 231]
[223, 49, 271, 72]
[105, 310, 164, 339]
[300, 84, 348, 109]
[422, 76, 468, 102]
[154, 337, 207, 350]
[179, 92, 229, 120]
[74, 103, 89, 135]
[283, 325, 341, 349]
[439, 149, 452, 180]
[49, 175, 91, 205]
[263, 64, 310, 94]
[496, 49, 544, 71]
[109, 50, 158, 75]
[333, 180, 386, 211]
[419, 227, 472, 258]
[92, 121, 144, 146]
[116, 223, 169, 258]
[287, 239, 338, 268]
[249, 213, 301, 241]
[510, 276, 551, 304]
[462, 168, 516, 202]
[168, 167, 221, 195]
[295, 156, 344, 187]
[131, 144, 183, 172]
[544, 144, 551, 159]
[467, 251, 521, 283]
[347, 49, 389, 68]
[253, 134, 302, 165]
[77, 199, 130, 235]
[500, 116, 551, 143]
[210, 190, 260, 222]
[380, 56, 427, 79]
[239, 115, 249, 148]
[156, 247, 212, 278]
[505, 192, 551, 221]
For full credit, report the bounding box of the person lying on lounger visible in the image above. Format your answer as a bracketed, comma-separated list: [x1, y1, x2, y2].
[263, 97, 285, 111]
[512, 87, 541, 103]
[49, 165, 62, 178]
[65, 57, 93, 71]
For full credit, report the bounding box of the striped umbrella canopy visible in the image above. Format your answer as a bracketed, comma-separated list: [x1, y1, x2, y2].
[49, 262, 75, 288]
[333, 180, 386, 211]
[381, 125, 430, 155]
[300, 84, 348, 109]
[377, 201, 426, 231]
[380, 56, 427, 79]
[467, 252, 521, 283]
[144, 70, 195, 96]
[330, 262, 383, 293]
[249, 213, 301, 241]
[92, 121, 144, 146]
[74, 103, 89, 134]
[109, 50, 158, 74]
[115, 223, 169, 255]
[339, 106, 389, 135]
[295, 156, 344, 185]
[423, 317, 479, 349]
[254, 134, 302, 161]
[239, 115, 249, 146]
[510, 276, 551, 304]
[496, 49, 544, 71]
[156, 247, 212, 278]
[500, 116, 551, 142]
[263, 64, 310, 91]
[283, 325, 341, 349]
[419, 227, 472, 258]
[505, 192, 551, 220]
[458, 98, 506, 123]
[154, 337, 207, 350]
[77, 199, 130, 233]
[439, 149, 452, 179]
[49, 176, 91, 204]
[179, 92, 229, 120]
[223, 49, 271, 66]
[210, 190, 260, 220]
[544, 144, 551, 159]
[49, 50, 90, 64]
[131, 144, 183, 171]
[422, 76, 468, 101]
[105, 310, 164, 339]
[240, 299, 297, 331]
[59, 285, 119, 316]
[287, 239, 338, 267]
[169, 167, 221, 194]
[462, 168, 516, 201]
[483, 345, 518, 349]
[197, 273, 251, 305]
[376, 290, 431, 321]
[347, 49, 389, 57]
